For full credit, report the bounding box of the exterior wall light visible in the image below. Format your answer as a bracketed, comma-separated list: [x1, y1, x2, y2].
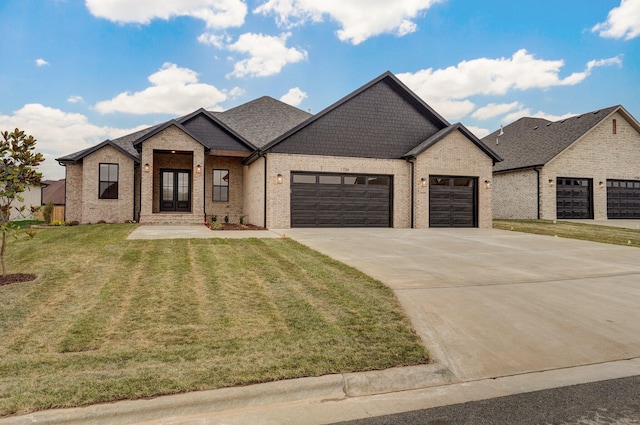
[599, 181, 604, 188]
[144, 163, 150, 172]
[548, 179, 554, 187]
[484, 179, 491, 189]
[196, 164, 202, 173]
[276, 173, 284, 184]
[420, 177, 427, 187]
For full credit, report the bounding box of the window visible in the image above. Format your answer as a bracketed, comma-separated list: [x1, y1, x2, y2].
[99, 163, 118, 199]
[319, 175, 341, 184]
[613, 119, 617, 134]
[213, 169, 229, 202]
[292, 174, 316, 184]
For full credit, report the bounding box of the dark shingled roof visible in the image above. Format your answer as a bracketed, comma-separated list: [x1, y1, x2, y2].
[214, 96, 312, 148]
[41, 179, 65, 205]
[485, 106, 620, 172]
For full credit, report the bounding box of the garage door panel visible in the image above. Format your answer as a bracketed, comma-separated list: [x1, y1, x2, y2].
[556, 178, 592, 219]
[291, 172, 391, 228]
[607, 179, 640, 219]
[429, 176, 477, 228]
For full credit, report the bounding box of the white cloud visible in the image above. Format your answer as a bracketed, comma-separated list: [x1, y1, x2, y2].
[592, 0, 640, 40]
[0, 104, 147, 179]
[471, 102, 521, 120]
[501, 108, 576, 124]
[280, 87, 307, 106]
[465, 125, 490, 139]
[35, 58, 49, 67]
[85, 0, 247, 29]
[224, 32, 307, 78]
[94, 63, 228, 114]
[197, 33, 231, 48]
[398, 50, 622, 120]
[254, 0, 441, 45]
[67, 95, 85, 103]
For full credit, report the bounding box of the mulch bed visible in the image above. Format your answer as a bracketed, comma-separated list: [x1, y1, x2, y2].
[0, 273, 37, 286]
[209, 223, 266, 231]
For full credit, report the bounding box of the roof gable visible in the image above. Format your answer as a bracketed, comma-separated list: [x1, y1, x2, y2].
[179, 109, 255, 151]
[486, 106, 622, 172]
[56, 138, 142, 164]
[403, 123, 502, 164]
[260, 72, 451, 160]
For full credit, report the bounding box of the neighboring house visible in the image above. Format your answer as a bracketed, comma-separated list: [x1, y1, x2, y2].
[484, 105, 640, 220]
[57, 72, 501, 229]
[41, 179, 66, 205]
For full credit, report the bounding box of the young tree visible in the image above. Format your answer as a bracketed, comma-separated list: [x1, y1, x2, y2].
[0, 129, 44, 277]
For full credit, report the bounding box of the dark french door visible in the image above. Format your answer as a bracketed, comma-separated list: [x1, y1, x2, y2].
[160, 169, 191, 212]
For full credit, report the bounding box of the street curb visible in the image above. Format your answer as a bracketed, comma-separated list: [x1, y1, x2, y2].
[2, 364, 456, 425]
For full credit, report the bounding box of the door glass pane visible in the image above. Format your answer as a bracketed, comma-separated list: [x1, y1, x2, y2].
[293, 174, 316, 184]
[319, 175, 341, 184]
[177, 172, 189, 202]
[368, 177, 389, 186]
[430, 177, 449, 186]
[162, 171, 174, 201]
[454, 178, 473, 187]
[344, 176, 366, 184]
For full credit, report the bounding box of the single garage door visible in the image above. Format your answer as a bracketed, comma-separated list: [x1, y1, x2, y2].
[607, 180, 640, 219]
[290, 172, 392, 228]
[429, 176, 477, 228]
[556, 178, 593, 219]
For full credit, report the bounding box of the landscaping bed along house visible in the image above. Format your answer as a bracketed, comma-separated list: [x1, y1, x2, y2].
[0, 223, 428, 418]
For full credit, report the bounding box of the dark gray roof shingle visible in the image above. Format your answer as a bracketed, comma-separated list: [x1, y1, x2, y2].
[214, 96, 312, 148]
[486, 106, 620, 172]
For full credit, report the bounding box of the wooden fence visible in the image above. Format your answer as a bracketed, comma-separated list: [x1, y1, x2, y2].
[34, 206, 65, 223]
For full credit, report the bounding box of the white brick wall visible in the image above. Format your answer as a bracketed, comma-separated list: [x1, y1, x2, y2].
[493, 169, 539, 219]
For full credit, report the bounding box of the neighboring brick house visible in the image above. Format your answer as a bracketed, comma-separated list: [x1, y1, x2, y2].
[484, 105, 640, 220]
[57, 72, 501, 228]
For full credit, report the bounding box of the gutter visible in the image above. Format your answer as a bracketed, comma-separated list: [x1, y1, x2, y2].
[263, 154, 268, 228]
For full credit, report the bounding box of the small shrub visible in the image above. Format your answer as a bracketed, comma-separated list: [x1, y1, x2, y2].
[211, 215, 217, 222]
[42, 201, 54, 224]
[50, 220, 66, 226]
[68, 221, 79, 226]
[210, 222, 222, 230]
[224, 214, 229, 224]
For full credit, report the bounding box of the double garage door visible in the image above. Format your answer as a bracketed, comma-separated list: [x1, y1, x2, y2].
[555, 178, 640, 219]
[290, 172, 392, 227]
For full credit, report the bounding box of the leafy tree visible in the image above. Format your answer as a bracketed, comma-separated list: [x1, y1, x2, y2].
[0, 129, 44, 276]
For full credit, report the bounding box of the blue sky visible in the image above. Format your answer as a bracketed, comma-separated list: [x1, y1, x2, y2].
[1, 0, 639, 179]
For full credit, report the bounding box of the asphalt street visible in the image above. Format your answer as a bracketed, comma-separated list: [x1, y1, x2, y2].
[332, 375, 640, 425]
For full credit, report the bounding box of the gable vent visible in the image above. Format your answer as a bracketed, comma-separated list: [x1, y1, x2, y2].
[533, 126, 539, 130]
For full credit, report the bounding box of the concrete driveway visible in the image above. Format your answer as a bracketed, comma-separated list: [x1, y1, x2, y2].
[279, 228, 640, 382]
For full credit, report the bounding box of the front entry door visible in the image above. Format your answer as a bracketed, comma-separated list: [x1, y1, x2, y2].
[160, 170, 191, 212]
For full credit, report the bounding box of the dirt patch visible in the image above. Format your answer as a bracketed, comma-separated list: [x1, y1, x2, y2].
[209, 223, 266, 231]
[0, 273, 37, 286]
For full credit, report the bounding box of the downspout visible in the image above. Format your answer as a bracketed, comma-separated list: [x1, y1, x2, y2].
[534, 168, 541, 219]
[263, 154, 268, 228]
[134, 164, 139, 222]
[406, 158, 415, 228]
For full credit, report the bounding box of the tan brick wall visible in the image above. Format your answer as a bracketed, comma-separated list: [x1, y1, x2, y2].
[541, 111, 640, 220]
[264, 153, 411, 229]
[243, 157, 265, 227]
[140, 126, 205, 219]
[414, 130, 494, 228]
[204, 156, 244, 223]
[493, 169, 539, 219]
[80, 145, 135, 223]
[64, 163, 83, 223]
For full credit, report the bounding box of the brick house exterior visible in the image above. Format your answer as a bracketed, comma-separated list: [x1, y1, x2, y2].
[57, 72, 501, 228]
[484, 106, 640, 220]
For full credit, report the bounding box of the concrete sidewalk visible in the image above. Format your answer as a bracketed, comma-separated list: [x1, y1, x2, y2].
[126, 224, 281, 239]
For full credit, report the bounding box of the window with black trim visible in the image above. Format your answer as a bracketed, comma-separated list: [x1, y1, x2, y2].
[99, 163, 118, 199]
[213, 169, 229, 202]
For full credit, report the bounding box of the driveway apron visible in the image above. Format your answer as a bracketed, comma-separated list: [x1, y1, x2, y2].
[279, 228, 640, 381]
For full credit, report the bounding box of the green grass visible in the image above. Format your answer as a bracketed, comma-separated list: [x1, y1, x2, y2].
[0, 224, 427, 417]
[494, 219, 640, 247]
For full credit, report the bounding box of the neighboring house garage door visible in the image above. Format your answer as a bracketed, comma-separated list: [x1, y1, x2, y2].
[429, 176, 477, 228]
[607, 180, 640, 219]
[556, 178, 593, 219]
[290, 172, 392, 228]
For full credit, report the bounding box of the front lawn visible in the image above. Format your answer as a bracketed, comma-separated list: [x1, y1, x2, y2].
[0, 224, 427, 417]
[494, 219, 640, 247]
